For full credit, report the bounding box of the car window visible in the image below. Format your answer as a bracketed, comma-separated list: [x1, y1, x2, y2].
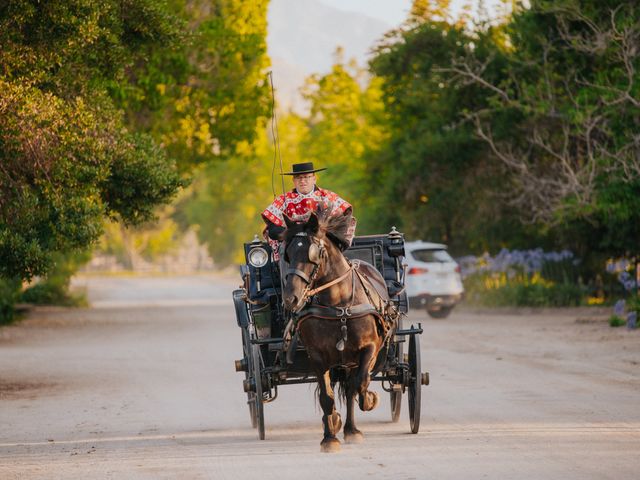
[411, 249, 453, 263]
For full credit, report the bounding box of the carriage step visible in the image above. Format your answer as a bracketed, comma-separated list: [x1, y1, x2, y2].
[421, 372, 430, 386]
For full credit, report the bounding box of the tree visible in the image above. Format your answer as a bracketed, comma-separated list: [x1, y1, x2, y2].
[300, 51, 389, 231]
[1, 0, 273, 282]
[115, 0, 272, 168]
[0, 0, 186, 281]
[367, 10, 525, 253]
[445, 0, 640, 251]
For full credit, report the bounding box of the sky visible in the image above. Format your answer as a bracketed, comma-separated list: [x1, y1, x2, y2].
[318, 0, 505, 26]
[318, 0, 413, 25]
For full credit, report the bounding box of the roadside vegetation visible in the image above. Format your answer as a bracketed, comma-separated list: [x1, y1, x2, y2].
[1, 0, 638, 319]
[0, 0, 270, 321]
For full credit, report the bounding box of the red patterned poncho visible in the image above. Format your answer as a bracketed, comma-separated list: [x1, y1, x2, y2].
[261, 187, 353, 258]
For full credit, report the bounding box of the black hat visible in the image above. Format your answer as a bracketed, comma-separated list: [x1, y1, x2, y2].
[282, 162, 327, 176]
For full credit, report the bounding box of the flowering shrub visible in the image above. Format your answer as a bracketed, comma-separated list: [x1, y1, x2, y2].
[606, 257, 639, 328]
[606, 258, 638, 292]
[460, 249, 584, 307]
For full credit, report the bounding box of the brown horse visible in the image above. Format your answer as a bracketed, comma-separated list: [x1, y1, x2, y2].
[282, 211, 391, 453]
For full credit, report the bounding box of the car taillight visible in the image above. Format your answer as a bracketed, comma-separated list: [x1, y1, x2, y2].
[408, 267, 429, 275]
[455, 265, 461, 273]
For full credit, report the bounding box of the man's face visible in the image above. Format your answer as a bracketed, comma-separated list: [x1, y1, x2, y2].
[293, 173, 316, 194]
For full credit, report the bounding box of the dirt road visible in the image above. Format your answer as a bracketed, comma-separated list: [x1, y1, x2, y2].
[1, 275, 639, 479]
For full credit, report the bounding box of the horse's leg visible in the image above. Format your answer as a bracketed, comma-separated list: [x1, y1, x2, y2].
[343, 373, 364, 444]
[318, 370, 342, 453]
[356, 344, 379, 412]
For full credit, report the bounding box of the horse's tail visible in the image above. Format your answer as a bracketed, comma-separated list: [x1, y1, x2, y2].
[335, 379, 347, 406]
[314, 369, 347, 408]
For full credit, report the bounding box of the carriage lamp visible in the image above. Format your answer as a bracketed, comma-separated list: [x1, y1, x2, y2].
[248, 247, 269, 268]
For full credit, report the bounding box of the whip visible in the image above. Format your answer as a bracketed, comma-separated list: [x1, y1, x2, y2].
[268, 71, 285, 198]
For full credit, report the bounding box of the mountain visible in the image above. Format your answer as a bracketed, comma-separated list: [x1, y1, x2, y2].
[267, 0, 393, 112]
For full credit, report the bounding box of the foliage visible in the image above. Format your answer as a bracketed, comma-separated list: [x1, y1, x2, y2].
[460, 248, 585, 306]
[118, 0, 272, 266]
[444, 0, 640, 256]
[97, 208, 183, 268]
[1, 1, 271, 313]
[0, 278, 22, 324]
[177, 129, 277, 265]
[300, 52, 390, 229]
[471, 282, 584, 307]
[627, 295, 640, 316]
[367, 12, 529, 253]
[609, 315, 625, 327]
[0, 0, 185, 283]
[116, 0, 271, 168]
[20, 251, 90, 306]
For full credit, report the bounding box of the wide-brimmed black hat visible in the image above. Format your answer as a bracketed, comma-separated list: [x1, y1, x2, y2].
[282, 162, 326, 176]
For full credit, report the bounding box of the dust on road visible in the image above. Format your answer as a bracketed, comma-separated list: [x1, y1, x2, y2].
[1, 275, 639, 479]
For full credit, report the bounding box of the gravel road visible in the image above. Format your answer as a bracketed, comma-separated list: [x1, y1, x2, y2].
[1, 274, 639, 479]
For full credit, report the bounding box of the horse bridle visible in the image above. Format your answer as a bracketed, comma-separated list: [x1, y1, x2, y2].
[285, 232, 325, 286]
[285, 232, 355, 304]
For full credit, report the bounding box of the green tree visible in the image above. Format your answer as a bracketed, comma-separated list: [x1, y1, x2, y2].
[448, 0, 640, 259]
[1, 0, 185, 283]
[115, 0, 271, 168]
[367, 9, 525, 253]
[300, 52, 389, 232]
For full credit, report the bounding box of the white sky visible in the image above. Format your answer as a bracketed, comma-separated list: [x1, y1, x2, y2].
[318, 0, 505, 26]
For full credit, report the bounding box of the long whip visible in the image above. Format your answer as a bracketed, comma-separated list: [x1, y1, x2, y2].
[268, 71, 285, 198]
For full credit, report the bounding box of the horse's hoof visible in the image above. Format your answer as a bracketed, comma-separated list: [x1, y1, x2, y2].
[328, 412, 342, 434]
[369, 391, 379, 410]
[344, 430, 364, 444]
[320, 438, 341, 453]
[359, 391, 379, 411]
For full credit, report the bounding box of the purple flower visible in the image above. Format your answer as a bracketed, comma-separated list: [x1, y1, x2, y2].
[618, 271, 637, 292]
[613, 299, 626, 316]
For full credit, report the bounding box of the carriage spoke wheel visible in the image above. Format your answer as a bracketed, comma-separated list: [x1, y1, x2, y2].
[242, 329, 257, 428]
[390, 339, 403, 422]
[251, 343, 266, 440]
[407, 331, 421, 434]
[390, 390, 402, 422]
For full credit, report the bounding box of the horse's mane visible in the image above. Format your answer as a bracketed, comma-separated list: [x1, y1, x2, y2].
[282, 203, 352, 250]
[317, 205, 352, 250]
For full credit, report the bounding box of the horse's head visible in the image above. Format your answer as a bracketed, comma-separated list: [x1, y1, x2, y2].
[282, 209, 352, 313]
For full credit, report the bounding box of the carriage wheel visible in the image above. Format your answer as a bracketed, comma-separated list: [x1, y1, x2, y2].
[390, 337, 403, 422]
[407, 331, 421, 434]
[390, 390, 402, 422]
[251, 343, 266, 440]
[241, 328, 257, 428]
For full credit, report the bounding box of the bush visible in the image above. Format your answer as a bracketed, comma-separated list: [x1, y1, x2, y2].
[20, 282, 86, 307]
[609, 315, 625, 327]
[470, 283, 584, 307]
[19, 251, 89, 307]
[0, 277, 22, 324]
[460, 248, 587, 307]
[627, 295, 640, 316]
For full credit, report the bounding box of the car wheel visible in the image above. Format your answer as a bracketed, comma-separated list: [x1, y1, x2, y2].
[427, 306, 453, 319]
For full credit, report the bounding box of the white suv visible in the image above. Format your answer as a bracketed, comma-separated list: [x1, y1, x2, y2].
[405, 241, 464, 318]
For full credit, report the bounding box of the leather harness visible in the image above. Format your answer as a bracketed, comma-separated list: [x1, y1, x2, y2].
[294, 259, 395, 339]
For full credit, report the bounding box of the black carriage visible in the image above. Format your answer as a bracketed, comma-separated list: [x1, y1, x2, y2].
[232, 227, 429, 440]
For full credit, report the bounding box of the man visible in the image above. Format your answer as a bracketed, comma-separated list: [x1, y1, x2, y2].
[262, 162, 355, 258]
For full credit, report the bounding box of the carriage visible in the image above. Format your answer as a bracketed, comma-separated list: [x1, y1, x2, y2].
[232, 224, 429, 443]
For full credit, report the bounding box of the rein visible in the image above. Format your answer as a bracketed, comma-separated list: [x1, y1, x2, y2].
[304, 263, 354, 298]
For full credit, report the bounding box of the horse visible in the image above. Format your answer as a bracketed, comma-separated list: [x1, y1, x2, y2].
[281, 210, 394, 453]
